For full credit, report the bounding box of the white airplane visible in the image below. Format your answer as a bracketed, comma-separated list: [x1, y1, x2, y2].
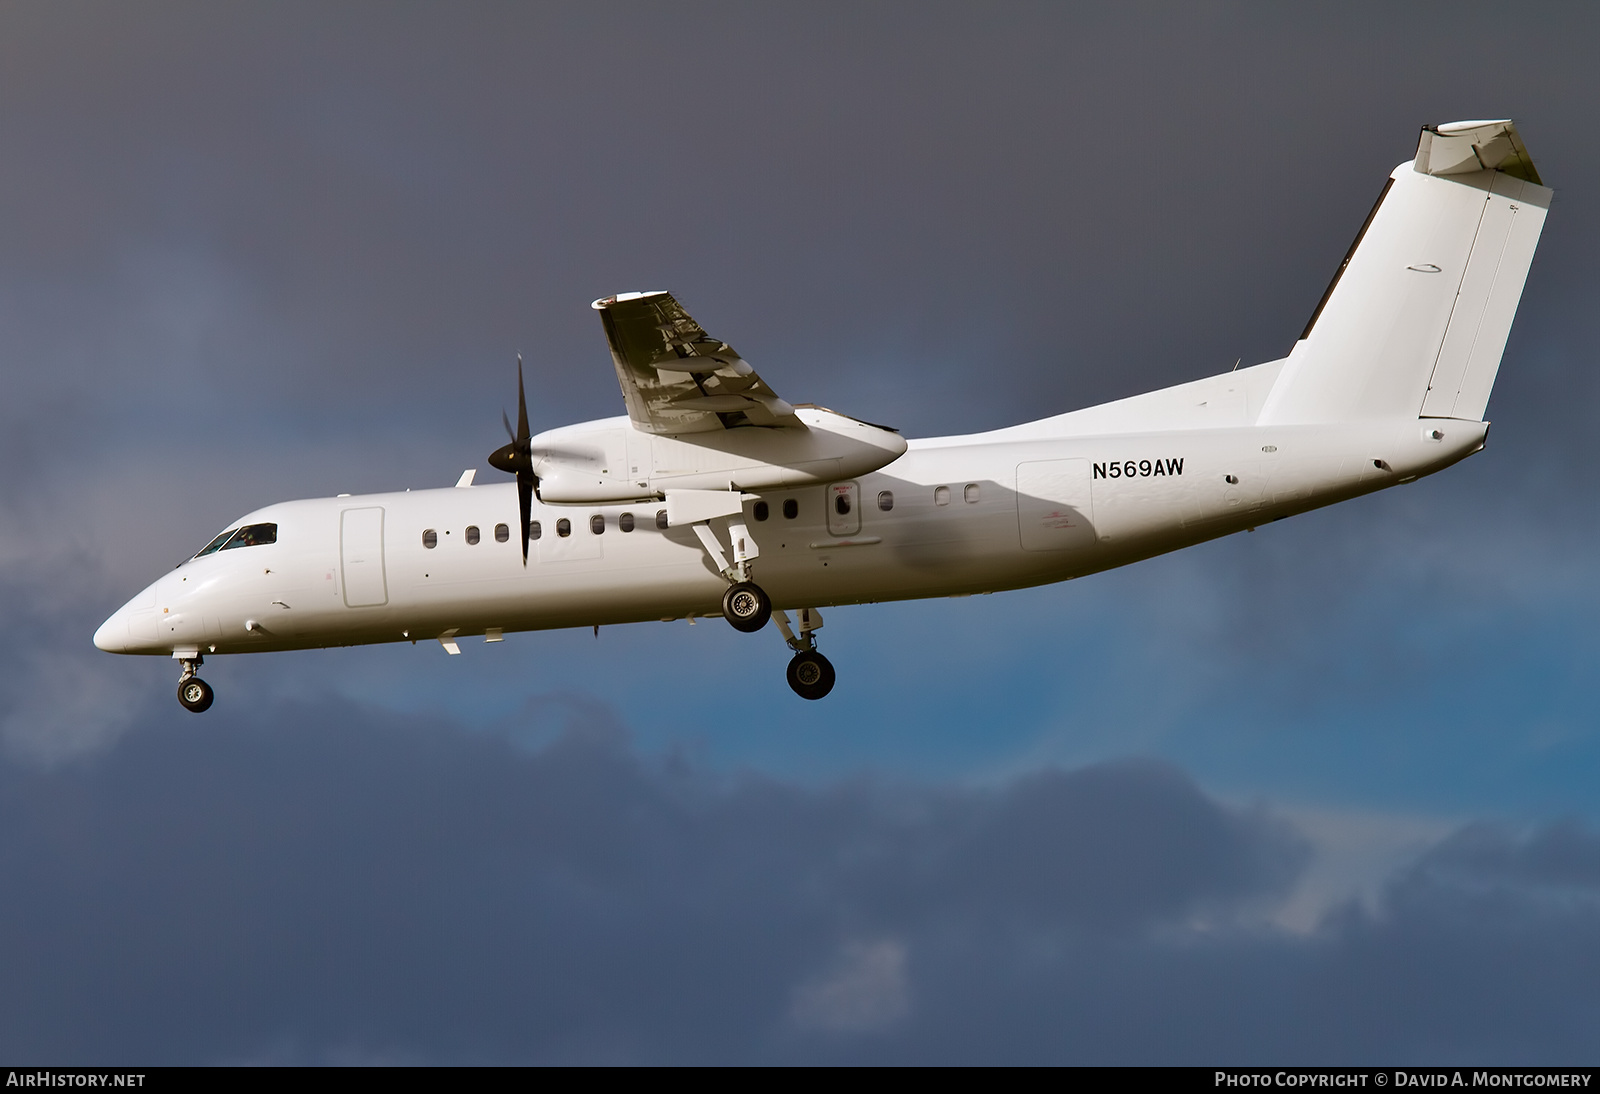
[95, 120, 1550, 712]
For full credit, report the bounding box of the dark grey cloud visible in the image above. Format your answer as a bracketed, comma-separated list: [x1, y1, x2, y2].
[1, 701, 1597, 1063]
[0, 699, 1303, 1063]
[8, 3, 1599, 440]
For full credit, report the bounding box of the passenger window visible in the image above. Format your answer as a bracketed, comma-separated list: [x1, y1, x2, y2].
[495, 523, 510, 543]
[531, 521, 542, 541]
[194, 529, 238, 558]
[835, 493, 852, 516]
[877, 491, 894, 512]
[590, 515, 605, 535]
[423, 529, 438, 549]
[753, 501, 769, 522]
[557, 518, 571, 538]
[619, 512, 635, 533]
[964, 483, 980, 504]
[656, 510, 669, 530]
[782, 498, 798, 520]
[466, 525, 480, 545]
[935, 486, 950, 506]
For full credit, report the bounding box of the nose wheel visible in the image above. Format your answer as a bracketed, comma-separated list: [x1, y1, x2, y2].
[178, 677, 215, 713]
[175, 656, 214, 713]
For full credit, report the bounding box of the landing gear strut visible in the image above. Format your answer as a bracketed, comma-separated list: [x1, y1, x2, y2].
[670, 493, 783, 645]
[684, 509, 774, 636]
[176, 655, 214, 713]
[774, 608, 835, 700]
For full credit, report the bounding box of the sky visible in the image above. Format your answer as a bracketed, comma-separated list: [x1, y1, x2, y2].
[2, 0, 1599, 1064]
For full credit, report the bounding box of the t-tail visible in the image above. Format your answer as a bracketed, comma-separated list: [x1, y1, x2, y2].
[1257, 120, 1550, 426]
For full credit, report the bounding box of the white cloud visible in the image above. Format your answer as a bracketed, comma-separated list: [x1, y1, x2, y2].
[1267, 804, 1457, 933]
[789, 939, 911, 1035]
[0, 648, 146, 765]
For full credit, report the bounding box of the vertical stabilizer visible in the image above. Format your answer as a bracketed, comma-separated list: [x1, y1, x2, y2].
[1258, 121, 1550, 426]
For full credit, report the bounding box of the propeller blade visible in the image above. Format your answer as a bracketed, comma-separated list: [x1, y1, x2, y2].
[517, 475, 533, 565]
[515, 353, 529, 444]
[489, 354, 536, 475]
[488, 353, 538, 566]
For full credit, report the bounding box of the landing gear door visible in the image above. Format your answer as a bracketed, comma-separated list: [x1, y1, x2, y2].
[340, 506, 389, 607]
[826, 481, 860, 537]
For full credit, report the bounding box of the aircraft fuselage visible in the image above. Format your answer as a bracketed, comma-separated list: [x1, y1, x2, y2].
[94, 413, 1485, 659]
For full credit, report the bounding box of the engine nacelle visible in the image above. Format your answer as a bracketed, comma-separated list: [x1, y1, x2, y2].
[530, 407, 907, 504]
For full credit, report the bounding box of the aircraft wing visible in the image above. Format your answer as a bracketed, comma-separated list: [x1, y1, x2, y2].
[592, 292, 802, 435]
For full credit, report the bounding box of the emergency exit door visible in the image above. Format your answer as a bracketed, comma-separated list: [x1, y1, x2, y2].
[826, 481, 860, 536]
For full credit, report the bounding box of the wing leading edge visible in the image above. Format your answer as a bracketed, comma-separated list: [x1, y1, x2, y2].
[592, 292, 801, 435]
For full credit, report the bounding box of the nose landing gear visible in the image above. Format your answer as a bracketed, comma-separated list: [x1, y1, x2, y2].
[774, 608, 834, 700]
[175, 655, 214, 713]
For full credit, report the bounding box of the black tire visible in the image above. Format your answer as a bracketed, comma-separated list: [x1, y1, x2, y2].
[786, 651, 836, 700]
[721, 581, 771, 633]
[177, 677, 214, 713]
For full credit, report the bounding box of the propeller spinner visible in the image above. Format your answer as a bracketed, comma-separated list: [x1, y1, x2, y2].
[487, 355, 537, 563]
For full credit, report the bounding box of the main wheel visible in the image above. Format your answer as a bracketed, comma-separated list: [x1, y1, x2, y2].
[177, 676, 215, 713]
[721, 581, 771, 633]
[786, 651, 836, 700]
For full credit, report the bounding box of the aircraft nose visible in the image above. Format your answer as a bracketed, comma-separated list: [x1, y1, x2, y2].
[94, 610, 128, 653]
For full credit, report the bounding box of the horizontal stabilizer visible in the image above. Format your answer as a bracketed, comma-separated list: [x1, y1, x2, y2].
[1416, 120, 1541, 184]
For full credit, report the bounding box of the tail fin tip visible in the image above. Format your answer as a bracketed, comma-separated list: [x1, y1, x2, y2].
[1417, 119, 1542, 186]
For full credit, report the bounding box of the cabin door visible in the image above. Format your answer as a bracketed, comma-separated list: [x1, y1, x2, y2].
[340, 506, 389, 607]
[1016, 460, 1095, 551]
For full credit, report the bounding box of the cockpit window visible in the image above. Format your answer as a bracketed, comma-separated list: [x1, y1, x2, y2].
[220, 523, 278, 550]
[193, 529, 238, 558]
[195, 523, 278, 558]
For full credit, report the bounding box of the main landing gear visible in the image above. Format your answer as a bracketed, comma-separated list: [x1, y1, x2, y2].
[712, 550, 830, 699]
[774, 607, 834, 700]
[722, 581, 772, 633]
[685, 509, 774, 634]
[786, 649, 835, 701]
[683, 501, 832, 699]
[176, 655, 214, 713]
